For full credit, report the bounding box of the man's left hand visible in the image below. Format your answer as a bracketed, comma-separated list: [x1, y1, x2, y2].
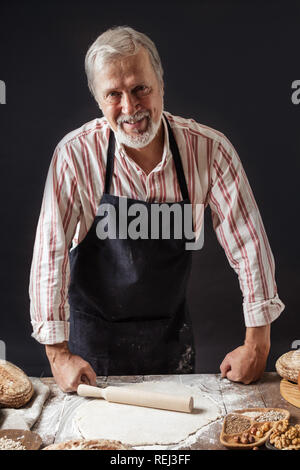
[219, 325, 271, 385]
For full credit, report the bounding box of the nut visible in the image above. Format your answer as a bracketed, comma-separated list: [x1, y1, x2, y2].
[262, 423, 270, 432]
[270, 423, 300, 450]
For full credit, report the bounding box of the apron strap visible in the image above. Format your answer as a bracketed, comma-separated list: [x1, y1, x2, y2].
[104, 115, 190, 204]
[104, 130, 116, 194]
[165, 118, 190, 203]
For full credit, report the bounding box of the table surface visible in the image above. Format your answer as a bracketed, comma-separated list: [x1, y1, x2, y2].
[32, 372, 300, 450]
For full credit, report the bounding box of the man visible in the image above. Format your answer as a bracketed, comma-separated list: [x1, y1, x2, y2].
[29, 26, 284, 392]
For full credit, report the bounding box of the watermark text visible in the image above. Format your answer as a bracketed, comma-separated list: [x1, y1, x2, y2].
[291, 80, 300, 105]
[0, 340, 6, 360]
[0, 80, 6, 104]
[96, 200, 204, 251]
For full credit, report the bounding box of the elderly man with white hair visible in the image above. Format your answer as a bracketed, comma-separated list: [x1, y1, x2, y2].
[29, 26, 284, 392]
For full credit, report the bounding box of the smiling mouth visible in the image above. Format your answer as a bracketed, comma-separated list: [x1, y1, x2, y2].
[122, 116, 149, 132]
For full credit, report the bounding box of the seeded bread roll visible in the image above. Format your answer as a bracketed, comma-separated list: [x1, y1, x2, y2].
[0, 360, 34, 408]
[43, 439, 132, 450]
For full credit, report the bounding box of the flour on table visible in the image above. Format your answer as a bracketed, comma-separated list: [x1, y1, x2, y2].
[73, 381, 222, 446]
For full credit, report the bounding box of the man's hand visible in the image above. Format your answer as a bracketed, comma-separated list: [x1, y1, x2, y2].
[219, 325, 271, 385]
[45, 342, 97, 392]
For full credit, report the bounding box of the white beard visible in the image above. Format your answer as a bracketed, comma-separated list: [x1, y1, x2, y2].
[115, 110, 162, 149]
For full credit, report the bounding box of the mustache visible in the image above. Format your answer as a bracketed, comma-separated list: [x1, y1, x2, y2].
[117, 111, 150, 125]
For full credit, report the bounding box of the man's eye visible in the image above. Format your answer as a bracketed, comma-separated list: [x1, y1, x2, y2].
[106, 92, 121, 102]
[134, 86, 150, 97]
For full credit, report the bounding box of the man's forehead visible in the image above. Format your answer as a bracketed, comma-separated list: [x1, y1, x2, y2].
[94, 48, 156, 89]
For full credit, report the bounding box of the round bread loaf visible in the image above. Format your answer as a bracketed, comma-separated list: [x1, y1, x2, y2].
[0, 360, 34, 408]
[43, 439, 132, 450]
[275, 350, 300, 383]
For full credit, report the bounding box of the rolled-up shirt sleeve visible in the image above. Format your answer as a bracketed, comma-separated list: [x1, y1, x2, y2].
[29, 144, 81, 344]
[207, 134, 285, 327]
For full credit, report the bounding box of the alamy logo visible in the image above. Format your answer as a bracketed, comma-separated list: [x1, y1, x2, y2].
[291, 80, 300, 105]
[0, 340, 6, 360]
[0, 80, 6, 104]
[96, 200, 204, 251]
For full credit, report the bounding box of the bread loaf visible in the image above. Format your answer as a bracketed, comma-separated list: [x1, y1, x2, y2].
[43, 439, 131, 450]
[275, 350, 300, 383]
[0, 360, 34, 408]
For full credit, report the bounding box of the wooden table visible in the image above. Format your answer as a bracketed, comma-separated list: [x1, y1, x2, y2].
[32, 373, 300, 450]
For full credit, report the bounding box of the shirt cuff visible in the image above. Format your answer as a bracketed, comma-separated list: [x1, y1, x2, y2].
[243, 294, 285, 327]
[31, 321, 70, 344]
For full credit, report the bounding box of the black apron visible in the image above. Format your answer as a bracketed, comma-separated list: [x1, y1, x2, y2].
[68, 118, 195, 375]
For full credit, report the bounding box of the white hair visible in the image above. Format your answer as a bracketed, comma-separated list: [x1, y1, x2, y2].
[85, 26, 164, 99]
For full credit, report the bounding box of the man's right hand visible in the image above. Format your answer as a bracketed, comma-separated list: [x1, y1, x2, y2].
[45, 342, 97, 392]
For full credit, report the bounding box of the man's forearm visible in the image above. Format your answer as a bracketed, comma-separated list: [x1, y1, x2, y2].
[244, 324, 271, 352]
[45, 341, 70, 361]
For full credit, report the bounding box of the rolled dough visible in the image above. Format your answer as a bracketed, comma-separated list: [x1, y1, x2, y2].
[74, 381, 222, 446]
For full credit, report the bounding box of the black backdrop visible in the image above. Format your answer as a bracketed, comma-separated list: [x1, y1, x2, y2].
[0, 0, 299, 376]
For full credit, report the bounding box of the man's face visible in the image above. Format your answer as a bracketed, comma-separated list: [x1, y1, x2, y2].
[94, 47, 164, 148]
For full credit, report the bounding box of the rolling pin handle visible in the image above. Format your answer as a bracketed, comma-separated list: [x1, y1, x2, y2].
[77, 384, 104, 398]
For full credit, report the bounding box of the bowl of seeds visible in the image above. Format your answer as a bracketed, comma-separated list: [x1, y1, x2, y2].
[0, 429, 42, 450]
[220, 408, 290, 450]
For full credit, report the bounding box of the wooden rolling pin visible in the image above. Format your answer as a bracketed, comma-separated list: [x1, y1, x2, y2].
[77, 384, 194, 413]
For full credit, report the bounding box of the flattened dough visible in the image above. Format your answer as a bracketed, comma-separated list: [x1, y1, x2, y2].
[74, 382, 222, 446]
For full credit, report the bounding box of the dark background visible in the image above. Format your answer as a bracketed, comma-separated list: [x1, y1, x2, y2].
[0, 0, 299, 376]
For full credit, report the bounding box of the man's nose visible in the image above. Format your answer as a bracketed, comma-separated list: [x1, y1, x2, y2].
[121, 93, 140, 115]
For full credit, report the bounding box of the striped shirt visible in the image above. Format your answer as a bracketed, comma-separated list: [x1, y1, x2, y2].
[29, 111, 284, 344]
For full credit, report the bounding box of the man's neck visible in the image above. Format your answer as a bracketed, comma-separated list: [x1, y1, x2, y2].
[123, 121, 165, 175]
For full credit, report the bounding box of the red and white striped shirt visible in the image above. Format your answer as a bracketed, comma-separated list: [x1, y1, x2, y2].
[29, 111, 284, 344]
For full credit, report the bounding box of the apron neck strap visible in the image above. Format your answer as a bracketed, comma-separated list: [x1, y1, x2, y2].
[104, 129, 116, 194]
[164, 118, 190, 202]
[105, 115, 190, 203]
